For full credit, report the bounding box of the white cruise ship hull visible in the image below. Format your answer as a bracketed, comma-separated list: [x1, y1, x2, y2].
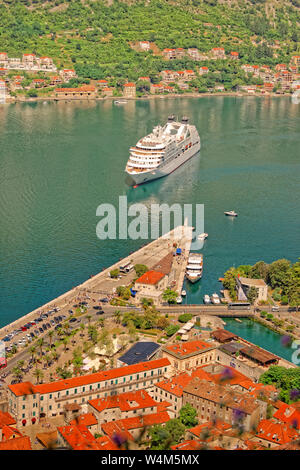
[186, 273, 202, 283]
[126, 142, 201, 186]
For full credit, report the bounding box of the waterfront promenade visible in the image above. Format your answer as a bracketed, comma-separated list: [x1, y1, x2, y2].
[0, 225, 192, 338]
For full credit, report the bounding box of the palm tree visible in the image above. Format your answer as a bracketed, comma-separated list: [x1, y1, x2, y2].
[33, 368, 44, 384]
[87, 315, 92, 325]
[114, 310, 121, 324]
[48, 330, 54, 348]
[97, 318, 104, 329]
[36, 338, 44, 357]
[12, 367, 23, 382]
[63, 322, 70, 336]
[44, 354, 51, 367]
[63, 337, 69, 353]
[17, 360, 25, 370]
[80, 323, 85, 338]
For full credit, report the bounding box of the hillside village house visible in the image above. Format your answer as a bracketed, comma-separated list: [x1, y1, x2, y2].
[0, 52, 7, 65]
[291, 55, 300, 67]
[123, 82, 136, 98]
[54, 85, 96, 100]
[211, 47, 225, 59]
[161, 340, 217, 372]
[102, 87, 114, 97]
[59, 69, 77, 81]
[150, 83, 164, 94]
[199, 66, 209, 75]
[236, 276, 268, 302]
[134, 270, 168, 305]
[97, 79, 108, 88]
[7, 358, 170, 427]
[139, 41, 151, 51]
[230, 51, 239, 59]
[187, 48, 202, 61]
[162, 48, 177, 60]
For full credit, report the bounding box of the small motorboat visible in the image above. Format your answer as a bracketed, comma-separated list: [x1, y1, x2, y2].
[176, 296, 183, 304]
[211, 293, 221, 304]
[114, 100, 127, 105]
[203, 294, 210, 304]
[181, 290, 186, 297]
[224, 211, 238, 217]
[198, 232, 208, 241]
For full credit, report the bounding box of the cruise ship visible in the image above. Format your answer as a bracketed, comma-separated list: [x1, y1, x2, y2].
[186, 253, 203, 283]
[125, 115, 201, 185]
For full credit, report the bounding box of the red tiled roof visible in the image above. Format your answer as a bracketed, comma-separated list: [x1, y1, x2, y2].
[163, 339, 213, 358]
[256, 419, 299, 445]
[96, 435, 119, 450]
[57, 424, 100, 450]
[70, 413, 98, 427]
[1, 425, 23, 441]
[273, 403, 300, 430]
[101, 411, 170, 440]
[0, 411, 16, 428]
[136, 270, 165, 285]
[8, 358, 170, 396]
[124, 82, 135, 87]
[0, 436, 32, 450]
[156, 368, 212, 397]
[171, 439, 202, 450]
[189, 420, 232, 441]
[89, 389, 158, 413]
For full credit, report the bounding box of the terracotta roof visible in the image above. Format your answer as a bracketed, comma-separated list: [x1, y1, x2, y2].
[70, 413, 98, 427]
[171, 439, 202, 450]
[183, 377, 259, 415]
[0, 411, 16, 428]
[136, 270, 165, 285]
[1, 425, 23, 441]
[273, 403, 300, 430]
[95, 435, 119, 450]
[8, 358, 170, 396]
[189, 420, 232, 441]
[124, 82, 135, 87]
[256, 419, 299, 445]
[156, 368, 212, 397]
[163, 339, 213, 358]
[101, 411, 170, 440]
[0, 436, 32, 450]
[36, 430, 58, 449]
[57, 424, 100, 450]
[89, 389, 158, 413]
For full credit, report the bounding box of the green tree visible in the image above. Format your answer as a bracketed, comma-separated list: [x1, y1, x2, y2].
[162, 288, 177, 304]
[179, 403, 198, 427]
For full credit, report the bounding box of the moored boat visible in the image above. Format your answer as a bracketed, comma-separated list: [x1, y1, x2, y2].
[186, 253, 203, 283]
[181, 290, 186, 297]
[203, 294, 210, 304]
[211, 293, 221, 304]
[176, 296, 183, 304]
[224, 210, 238, 217]
[198, 232, 208, 241]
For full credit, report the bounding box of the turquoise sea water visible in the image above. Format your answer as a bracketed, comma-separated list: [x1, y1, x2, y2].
[221, 318, 294, 362]
[0, 97, 299, 332]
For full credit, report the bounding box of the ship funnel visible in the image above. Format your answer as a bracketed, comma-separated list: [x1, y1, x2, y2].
[181, 116, 189, 124]
[167, 114, 175, 122]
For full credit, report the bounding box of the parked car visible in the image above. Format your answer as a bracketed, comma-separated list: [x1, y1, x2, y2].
[39, 328, 43, 333]
[96, 310, 105, 315]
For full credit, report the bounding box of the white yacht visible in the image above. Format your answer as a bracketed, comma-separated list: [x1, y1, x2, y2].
[181, 290, 186, 297]
[224, 211, 238, 217]
[125, 115, 201, 185]
[211, 293, 221, 304]
[203, 294, 210, 304]
[176, 296, 183, 304]
[186, 253, 203, 283]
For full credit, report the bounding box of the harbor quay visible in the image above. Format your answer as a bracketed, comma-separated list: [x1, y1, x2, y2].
[0, 225, 192, 340]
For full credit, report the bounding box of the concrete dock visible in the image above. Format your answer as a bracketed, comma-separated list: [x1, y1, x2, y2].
[0, 225, 193, 338]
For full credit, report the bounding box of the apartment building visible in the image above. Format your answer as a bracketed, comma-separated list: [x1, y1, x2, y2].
[182, 377, 263, 432]
[54, 85, 96, 100]
[7, 358, 170, 427]
[211, 47, 225, 59]
[161, 339, 217, 372]
[123, 82, 136, 98]
[88, 389, 170, 431]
